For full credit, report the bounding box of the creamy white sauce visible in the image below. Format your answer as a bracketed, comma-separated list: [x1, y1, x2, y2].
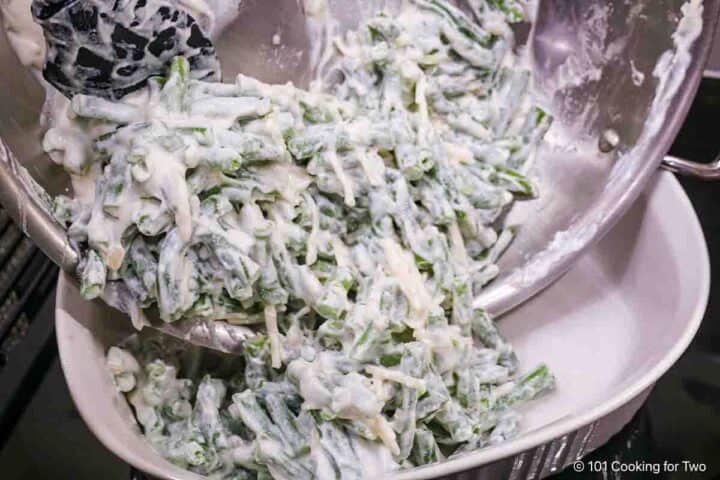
[13, 0, 568, 477]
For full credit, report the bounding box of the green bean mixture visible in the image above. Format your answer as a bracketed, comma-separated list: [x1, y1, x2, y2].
[46, 0, 555, 477]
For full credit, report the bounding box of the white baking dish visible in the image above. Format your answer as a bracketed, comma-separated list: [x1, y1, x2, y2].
[55, 171, 710, 480]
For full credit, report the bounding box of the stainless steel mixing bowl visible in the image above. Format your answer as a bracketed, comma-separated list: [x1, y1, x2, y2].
[0, 0, 718, 324]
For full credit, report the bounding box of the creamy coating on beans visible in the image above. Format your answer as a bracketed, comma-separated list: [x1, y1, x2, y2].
[45, 0, 555, 478]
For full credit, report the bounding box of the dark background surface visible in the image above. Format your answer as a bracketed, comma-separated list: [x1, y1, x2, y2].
[1, 58, 720, 480]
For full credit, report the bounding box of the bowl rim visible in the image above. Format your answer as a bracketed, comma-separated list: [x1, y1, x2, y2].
[55, 172, 710, 480]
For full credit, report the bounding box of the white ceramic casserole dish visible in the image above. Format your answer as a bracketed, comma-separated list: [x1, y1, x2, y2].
[55, 171, 710, 479]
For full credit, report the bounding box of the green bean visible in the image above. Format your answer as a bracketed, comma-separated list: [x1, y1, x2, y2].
[72, 94, 141, 123]
[162, 56, 190, 112]
[487, 0, 525, 22]
[80, 249, 107, 299]
[318, 422, 364, 480]
[410, 426, 442, 466]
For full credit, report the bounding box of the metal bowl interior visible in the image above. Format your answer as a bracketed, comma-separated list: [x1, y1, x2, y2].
[55, 172, 710, 479]
[0, 0, 717, 314]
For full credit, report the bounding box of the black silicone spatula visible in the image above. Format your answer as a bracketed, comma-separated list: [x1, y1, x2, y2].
[31, 0, 221, 100]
